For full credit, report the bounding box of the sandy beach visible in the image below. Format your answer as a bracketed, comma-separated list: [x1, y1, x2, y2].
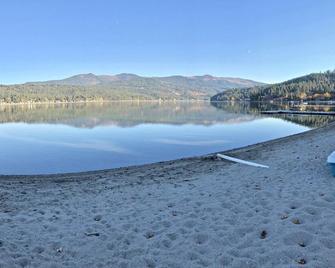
[1, 122, 335, 268]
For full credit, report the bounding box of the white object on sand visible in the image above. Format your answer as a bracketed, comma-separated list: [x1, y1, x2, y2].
[217, 153, 269, 168]
[328, 151, 335, 176]
[327, 151, 335, 164]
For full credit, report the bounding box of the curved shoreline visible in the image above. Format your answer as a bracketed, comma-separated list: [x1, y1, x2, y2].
[1, 120, 335, 267]
[1, 120, 334, 180]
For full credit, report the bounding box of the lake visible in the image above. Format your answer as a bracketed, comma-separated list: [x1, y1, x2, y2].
[0, 101, 333, 175]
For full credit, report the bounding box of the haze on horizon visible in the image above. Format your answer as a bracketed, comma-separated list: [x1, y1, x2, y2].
[1, 0, 335, 85]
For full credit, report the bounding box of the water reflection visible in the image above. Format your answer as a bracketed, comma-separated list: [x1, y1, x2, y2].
[1, 101, 334, 128]
[211, 101, 335, 128]
[0, 101, 333, 175]
[0, 101, 261, 128]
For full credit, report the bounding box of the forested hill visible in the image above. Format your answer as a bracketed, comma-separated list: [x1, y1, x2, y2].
[211, 71, 335, 102]
[0, 73, 263, 103]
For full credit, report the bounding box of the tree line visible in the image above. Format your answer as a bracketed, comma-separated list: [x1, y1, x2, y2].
[211, 71, 335, 102]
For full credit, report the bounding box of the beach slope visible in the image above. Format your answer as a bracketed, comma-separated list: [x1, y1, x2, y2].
[0, 122, 335, 267]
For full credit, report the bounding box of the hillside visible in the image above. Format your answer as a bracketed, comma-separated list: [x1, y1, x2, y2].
[0, 74, 263, 103]
[211, 71, 335, 102]
[30, 73, 262, 89]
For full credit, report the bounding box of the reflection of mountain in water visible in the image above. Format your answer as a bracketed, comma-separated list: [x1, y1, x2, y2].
[211, 101, 335, 128]
[0, 102, 260, 128]
[1, 101, 333, 128]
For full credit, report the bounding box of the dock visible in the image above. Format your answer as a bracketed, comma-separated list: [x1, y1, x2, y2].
[261, 110, 335, 116]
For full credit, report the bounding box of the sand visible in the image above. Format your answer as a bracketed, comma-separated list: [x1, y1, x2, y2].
[0, 122, 335, 267]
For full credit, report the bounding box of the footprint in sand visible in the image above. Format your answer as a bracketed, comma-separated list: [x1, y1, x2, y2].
[216, 254, 234, 266]
[290, 204, 299, 210]
[32, 246, 45, 254]
[161, 239, 172, 249]
[291, 218, 302, 225]
[186, 251, 199, 261]
[144, 231, 155, 239]
[15, 257, 30, 268]
[160, 220, 172, 228]
[304, 206, 320, 216]
[166, 233, 178, 241]
[283, 231, 313, 247]
[322, 195, 335, 203]
[193, 233, 209, 245]
[320, 237, 335, 249]
[106, 243, 115, 250]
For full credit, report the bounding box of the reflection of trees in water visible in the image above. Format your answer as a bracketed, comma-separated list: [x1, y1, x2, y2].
[0, 101, 258, 128]
[211, 101, 335, 128]
[211, 101, 283, 114]
[269, 114, 335, 128]
[0, 101, 333, 128]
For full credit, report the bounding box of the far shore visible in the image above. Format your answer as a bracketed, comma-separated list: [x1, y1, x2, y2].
[0, 121, 335, 267]
[1, 99, 335, 107]
[0, 99, 210, 106]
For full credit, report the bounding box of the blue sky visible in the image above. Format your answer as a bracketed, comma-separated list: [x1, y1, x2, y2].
[1, 0, 335, 84]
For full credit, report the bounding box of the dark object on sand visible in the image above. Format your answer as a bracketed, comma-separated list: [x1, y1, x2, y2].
[85, 232, 100, 237]
[260, 230, 267, 239]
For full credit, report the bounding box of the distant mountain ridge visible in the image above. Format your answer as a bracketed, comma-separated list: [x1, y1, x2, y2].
[28, 73, 263, 89]
[211, 71, 335, 102]
[29, 73, 142, 86]
[0, 73, 264, 103]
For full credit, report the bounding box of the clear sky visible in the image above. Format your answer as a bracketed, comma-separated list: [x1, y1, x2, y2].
[1, 0, 335, 84]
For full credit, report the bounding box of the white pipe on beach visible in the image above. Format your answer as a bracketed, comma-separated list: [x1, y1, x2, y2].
[217, 153, 269, 168]
[327, 151, 335, 164]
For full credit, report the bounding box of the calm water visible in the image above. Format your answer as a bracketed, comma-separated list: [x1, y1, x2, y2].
[0, 101, 333, 175]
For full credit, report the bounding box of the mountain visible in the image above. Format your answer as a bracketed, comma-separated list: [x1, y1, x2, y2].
[0, 73, 263, 103]
[211, 71, 335, 102]
[30, 73, 263, 91]
[32, 73, 142, 86]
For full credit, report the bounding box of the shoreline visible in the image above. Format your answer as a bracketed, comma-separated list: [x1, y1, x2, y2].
[1, 99, 334, 107]
[0, 99, 210, 106]
[1, 120, 331, 180]
[1, 121, 335, 267]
